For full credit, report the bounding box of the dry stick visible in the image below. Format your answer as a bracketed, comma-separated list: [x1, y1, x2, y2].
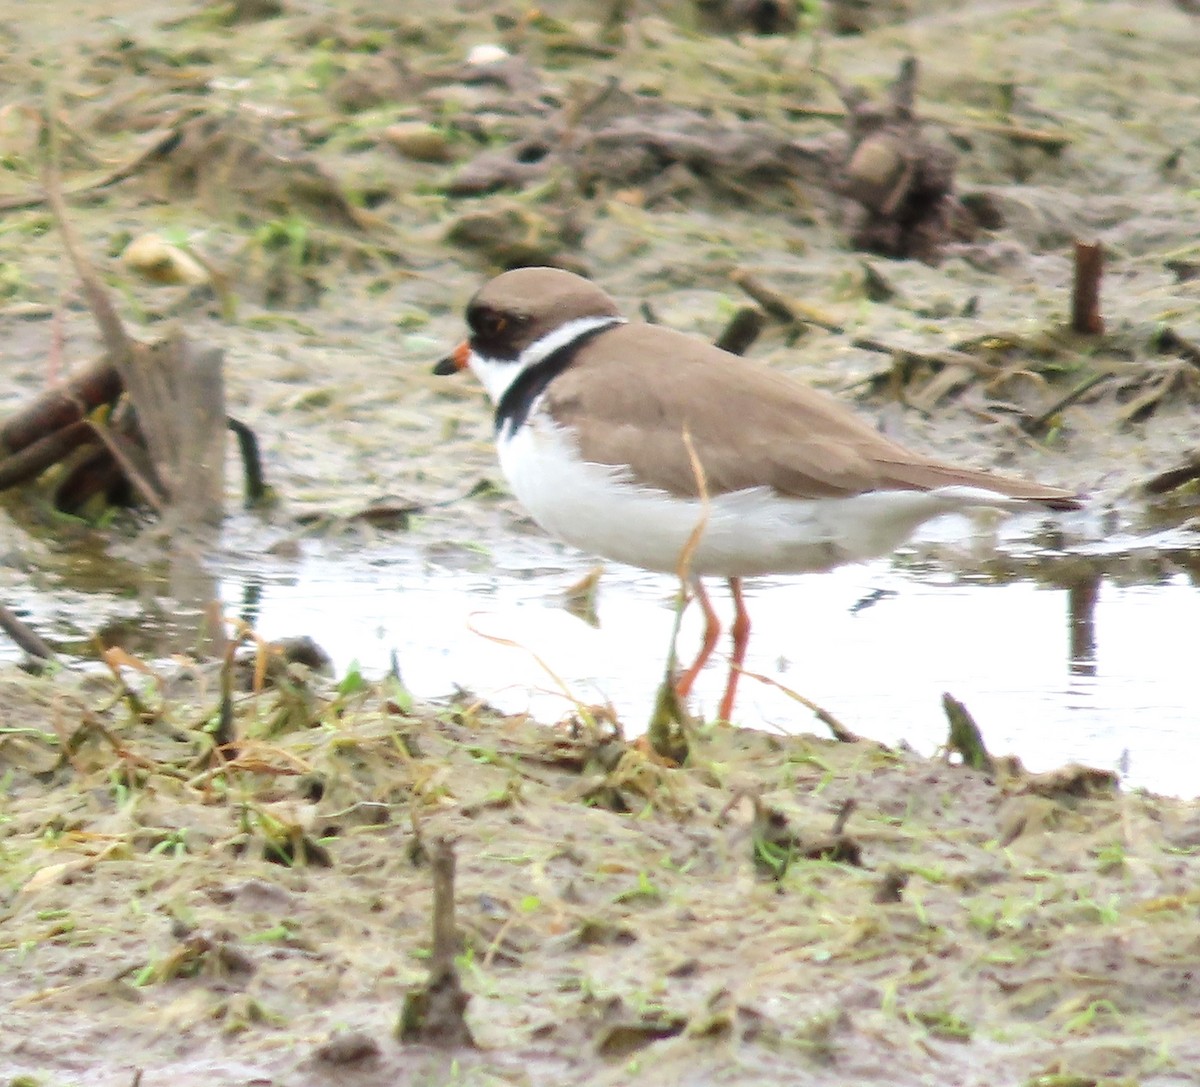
[0, 357, 123, 453]
[1071, 240, 1105, 335]
[43, 126, 134, 372]
[732, 663, 859, 743]
[55, 205, 226, 518]
[873, 867, 909, 904]
[0, 420, 95, 491]
[85, 417, 167, 515]
[41, 111, 168, 513]
[1157, 326, 1200, 369]
[830, 797, 858, 837]
[780, 99, 1072, 152]
[731, 269, 800, 324]
[0, 124, 184, 213]
[942, 118, 1072, 151]
[464, 618, 584, 709]
[732, 269, 845, 334]
[226, 417, 267, 505]
[45, 108, 226, 524]
[0, 603, 57, 662]
[646, 428, 710, 756]
[98, 648, 154, 721]
[212, 637, 239, 756]
[714, 306, 766, 355]
[430, 840, 459, 974]
[889, 55, 919, 114]
[1021, 370, 1109, 437]
[1144, 450, 1200, 495]
[850, 336, 998, 376]
[398, 838, 475, 1047]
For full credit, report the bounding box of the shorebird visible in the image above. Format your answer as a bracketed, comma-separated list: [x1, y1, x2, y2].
[435, 267, 1080, 720]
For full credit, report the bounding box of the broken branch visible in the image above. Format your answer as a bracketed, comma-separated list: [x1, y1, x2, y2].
[1070, 240, 1105, 335]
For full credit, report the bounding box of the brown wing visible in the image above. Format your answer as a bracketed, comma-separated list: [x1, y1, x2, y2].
[544, 323, 1079, 508]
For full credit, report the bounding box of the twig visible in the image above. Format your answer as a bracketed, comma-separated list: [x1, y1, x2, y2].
[1143, 449, 1200, 495]
[873, 867, 909, 903]
[1021, 370, 1108, 436]
[733, 663, 859, 742]
[849, 336, 999, 376]
[0, 420, 94, 492]
[397, 838, 476, 1047]
[0, 357, 123, 453]
[646, 428, 709, 759]
[729, 268, 796, 323]
[731, 269, 798, 324]
[830, 798, 857, 836]
[430, 840, 459, 972]
[1156, 326, 1200, 369]
[227, 416, 267, 506]
[43, 108, 134, 365]
[731, 269, 843, 332]
[213, 626, 239, 757]
[1070, 240, 1105, 335]
[0, 124, 185, 213]
[942, 117, 1071, 151]
[87, 418, 167, 514]
[41, 101, 172, 512]
[781, 100, 1073, 152]
[0, 603, 57, 663]
[714, 306, 766, 355]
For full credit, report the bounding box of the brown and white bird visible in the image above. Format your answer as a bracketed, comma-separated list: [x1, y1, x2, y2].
[435, 267, 1080, 721]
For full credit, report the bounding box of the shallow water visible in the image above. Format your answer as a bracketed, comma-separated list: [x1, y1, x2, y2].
[210, 519, 1200, 799]
[4, 508, 1197, 797]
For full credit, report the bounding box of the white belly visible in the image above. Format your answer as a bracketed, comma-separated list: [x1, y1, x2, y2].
[497, 415, 1028, 578]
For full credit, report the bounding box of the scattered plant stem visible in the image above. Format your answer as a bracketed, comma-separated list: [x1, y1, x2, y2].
[1071, 240, 1105, 335]
[942, 692, 994, 773]
[397, 838, 476, 1048]
[0, 603, 57, 663]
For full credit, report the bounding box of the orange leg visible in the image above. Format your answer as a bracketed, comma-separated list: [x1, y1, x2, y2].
[675, 579, 720, 702]
[718, 577, 750, 722]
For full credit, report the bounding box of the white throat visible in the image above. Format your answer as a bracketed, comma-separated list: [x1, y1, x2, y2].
[468, 315, 625, 404]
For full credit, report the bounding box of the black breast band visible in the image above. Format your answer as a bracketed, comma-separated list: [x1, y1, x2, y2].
[494, 320, 621, 438]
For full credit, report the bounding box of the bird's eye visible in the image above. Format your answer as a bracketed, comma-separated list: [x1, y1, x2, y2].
[470, 306, 508, 339]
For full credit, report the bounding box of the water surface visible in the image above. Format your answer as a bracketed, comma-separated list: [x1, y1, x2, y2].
[214, 521, 1200, 798]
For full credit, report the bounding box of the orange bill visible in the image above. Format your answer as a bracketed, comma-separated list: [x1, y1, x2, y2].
[432, 341, 470, 375]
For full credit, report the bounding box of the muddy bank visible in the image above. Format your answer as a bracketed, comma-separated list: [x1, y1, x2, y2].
[3, 665, 1200, 1086]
